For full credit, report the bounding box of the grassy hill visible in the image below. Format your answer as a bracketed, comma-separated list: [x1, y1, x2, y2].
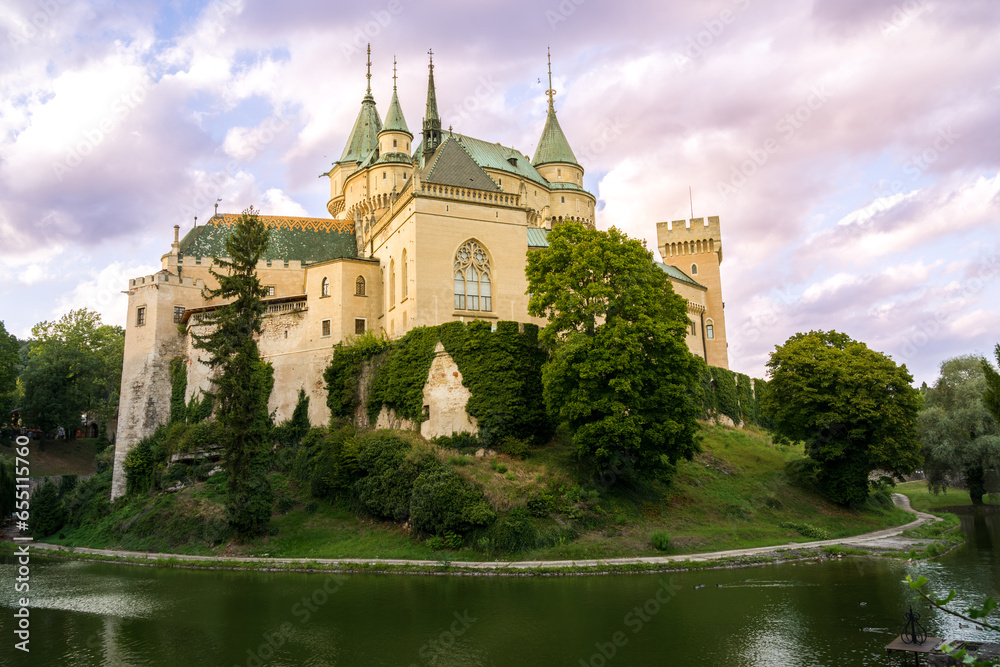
[35, 423, 912, 560]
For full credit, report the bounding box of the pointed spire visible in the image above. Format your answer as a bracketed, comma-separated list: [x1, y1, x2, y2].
[422, 49, 442, 160]
[532, 48, 580, 168]
[338, 43, 382, 164]
[365, 44, 373, 97]
[381, 55, 411, 137]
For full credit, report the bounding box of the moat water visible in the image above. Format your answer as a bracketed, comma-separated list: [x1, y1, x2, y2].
[1, 512, 997, 666]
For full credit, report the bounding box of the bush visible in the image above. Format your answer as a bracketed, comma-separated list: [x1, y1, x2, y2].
[58, 474, 78, 496]
[353, 432, 431, 522]
[434, 432, 480, 451]
[526, 492, 555, 518]
[176, 421, 221, 453]
[780, 522, 830, 540]
[409, 467, 495, 537]
[785, 458, 819, 489]
[499, 436, 530, 460]
[486, 507, 537, 555]
[29, 481, 67, 538]
[650, 530, 671, 551]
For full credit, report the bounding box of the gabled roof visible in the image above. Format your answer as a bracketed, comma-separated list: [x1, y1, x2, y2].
[417, 134, 551, 187]
[656, 262, 706, 289]
[532, 105, 579, 168]
[422, 136, 501, 192]
[179, 214, 357, 263]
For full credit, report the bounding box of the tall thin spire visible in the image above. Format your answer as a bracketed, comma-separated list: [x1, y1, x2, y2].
[422, 49, 442, 160]
[532, 48, 580, 168]
[338, 43, 382, 164]
[365, 44, 372, 97]
[545, 46, 556, 112]
[382, 54, 411, 137]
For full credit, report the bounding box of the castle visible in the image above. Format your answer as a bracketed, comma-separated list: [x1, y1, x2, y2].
[110, 49, 729, 498]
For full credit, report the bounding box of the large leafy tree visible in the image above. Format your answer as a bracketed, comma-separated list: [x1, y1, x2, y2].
[920, 355, 1000, 505]
[19, 310, 124, 439]
[191, 206, 274, 536]
[0, 321, 19, 438]
[983, 344, 1000, 423]
[763, 330, 921, 506]
[526, 222, 702, 483]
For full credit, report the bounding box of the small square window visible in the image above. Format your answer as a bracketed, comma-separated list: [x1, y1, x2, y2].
[264, 286, 276, 297]
[136, 306, 146, 327]
[321, 320, 331, 337]
[195, 257, 202, 265]
[355, 319, 366, 334]
[173, 306, 185, 323]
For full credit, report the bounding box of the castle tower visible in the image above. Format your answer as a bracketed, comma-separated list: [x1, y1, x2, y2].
[378, 56, 413, 158]
[656, 216, 729, 369]
[421, 50, 442, 162]
[532, 49, 583, 187]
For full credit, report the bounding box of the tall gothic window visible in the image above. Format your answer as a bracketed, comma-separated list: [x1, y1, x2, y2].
[355, 275, 366, 296]
[454, 240, 492, 312]
[401, 249, 408, 299]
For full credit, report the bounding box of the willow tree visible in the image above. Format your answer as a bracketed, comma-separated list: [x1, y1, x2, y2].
[921, 355, 1000, 505]
[192, 207, 274, 536]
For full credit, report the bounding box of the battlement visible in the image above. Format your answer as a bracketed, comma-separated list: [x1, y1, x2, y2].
[129, 273, 206, 289]
[656, 216, 722, 260]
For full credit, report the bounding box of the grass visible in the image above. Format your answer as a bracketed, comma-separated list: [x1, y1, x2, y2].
[895, 480, 1000, 512]
[2, 438, 100, 477]
[41, 423, 916, 562]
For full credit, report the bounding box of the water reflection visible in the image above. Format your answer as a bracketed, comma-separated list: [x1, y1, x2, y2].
[0, 512, 995, 666]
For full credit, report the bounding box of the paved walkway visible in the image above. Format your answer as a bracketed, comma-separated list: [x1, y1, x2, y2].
[14, 494, 942, 572]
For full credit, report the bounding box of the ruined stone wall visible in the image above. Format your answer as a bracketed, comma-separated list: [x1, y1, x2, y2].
[420, 342, 477, 439]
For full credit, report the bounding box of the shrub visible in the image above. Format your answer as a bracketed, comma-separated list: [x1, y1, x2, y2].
[434, 432, 480, 451]
[29, 481, 67, 537]
[409, 467, 495, 537]
[176, 421, 221, 453]
[526, 492, 555, 518]
[499, 436, 530, 460]
[650, 530, 671, 551]
[486, 507, 537, 555]
[353, 432, 431, 522]
[780, 522, 830, 540]
[58, 474, 78, 496]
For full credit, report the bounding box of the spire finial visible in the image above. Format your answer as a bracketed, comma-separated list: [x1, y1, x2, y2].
[393, 55, 398, 90]
[366, 43, 372, 95]
[545, 46, 556, 111]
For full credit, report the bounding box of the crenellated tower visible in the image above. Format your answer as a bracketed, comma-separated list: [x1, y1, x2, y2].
[656, 216, 729, 369]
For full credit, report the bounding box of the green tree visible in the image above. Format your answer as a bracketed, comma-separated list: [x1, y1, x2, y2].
[920, 356, 1000, 505]
[191, 206, 274, 537]
[19, 310, 124, 439]
[28, 480, 67, 537]
[763, 330, 921, 506]
[0, 321, 19, 439]
[983, 344, 1000, 423]
[526, 222, 702, 482]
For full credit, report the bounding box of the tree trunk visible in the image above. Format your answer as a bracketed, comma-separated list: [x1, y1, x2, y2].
[965, 465, 985, 506]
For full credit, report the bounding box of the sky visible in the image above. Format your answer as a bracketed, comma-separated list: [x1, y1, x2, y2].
[0, 0, 998, 385]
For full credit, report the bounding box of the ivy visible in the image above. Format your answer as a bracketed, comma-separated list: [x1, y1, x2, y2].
[699, 365, 768, 428]
[324, 332, 391, 419]
[366, 327, 439, 424]
[169, 357, 187, 424]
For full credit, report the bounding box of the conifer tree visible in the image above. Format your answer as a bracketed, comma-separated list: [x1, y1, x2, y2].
[192, 207, 274, 536]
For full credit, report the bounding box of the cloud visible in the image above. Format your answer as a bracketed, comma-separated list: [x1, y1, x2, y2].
[53, 261, 161, 328]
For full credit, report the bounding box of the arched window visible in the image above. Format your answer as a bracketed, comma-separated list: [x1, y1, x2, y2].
[691, 264, 698, 275]
[355, 275, 366, 296]
[321, 277, 330, 297]
[389, 259, 396, 306]
[706, 323, 715, 339]
[401, 249, 408, 299]
[454, 240, 492, 312]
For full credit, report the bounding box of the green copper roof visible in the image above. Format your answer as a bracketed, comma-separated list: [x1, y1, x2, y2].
[420, 134, 550, 187]
[532, 105, 579, 167]
[422, 136, 501, 191]
[655, 262, 706, 289]
[339, 95, 382, 164]
[526, 227, 550, 248]
[382, 86, 410, 136]
[179, 214, 357, 263]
